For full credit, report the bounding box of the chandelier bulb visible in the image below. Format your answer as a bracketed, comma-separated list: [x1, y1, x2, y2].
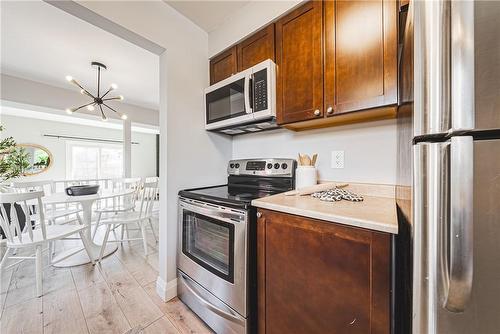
[65, 108, 73, 114]
[87, 105, 95, 111]
[110, 83, 118, 90]
[121, 114, 128, 120]
[80, 89, 85, 95]
[65, 75, 73, 82]
[118, 95, 124, 101]
[102, 115, 108, 121]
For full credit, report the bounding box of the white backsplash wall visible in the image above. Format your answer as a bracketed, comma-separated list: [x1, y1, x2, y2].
[232, 119, 397, 185]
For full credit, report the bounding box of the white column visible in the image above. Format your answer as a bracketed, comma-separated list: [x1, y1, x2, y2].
[123, 119, 132, 178]
[156, 51, 171, 301]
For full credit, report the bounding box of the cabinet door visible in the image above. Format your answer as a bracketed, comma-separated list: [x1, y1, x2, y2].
[324, 0, 397, 115]
[275, 1, 323, 124]
[237, 24, 275, 71]
[257, 209, 390, 334]
[209, 46, 238, 85]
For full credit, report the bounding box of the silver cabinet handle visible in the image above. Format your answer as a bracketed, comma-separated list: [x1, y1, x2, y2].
[256, 212, 262, 218]
[327, 106, 333, 114]
[179, 272, 245, 325]
[314, 109, 321, 116]
[444, 136, 473, 312]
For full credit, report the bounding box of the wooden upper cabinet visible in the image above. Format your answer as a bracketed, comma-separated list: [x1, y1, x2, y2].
[257, 209, 391, 334]
[275, 1, 324, 124]
[237, 24, 275, 71]
[324, 0, 398, 115]
[209, 46, 238, 85]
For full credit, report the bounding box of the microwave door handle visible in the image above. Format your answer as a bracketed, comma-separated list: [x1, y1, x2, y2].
[244, 73, 252, 114]
[444, 136, 474, 312]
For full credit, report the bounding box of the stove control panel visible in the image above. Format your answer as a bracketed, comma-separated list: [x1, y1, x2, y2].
[228, 158, 296, 177]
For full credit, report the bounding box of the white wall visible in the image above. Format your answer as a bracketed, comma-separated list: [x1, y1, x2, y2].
[0, 114, 156, 180]
[78, 0, 233, 297]
[233, 120, 397, 184]
[209, 0, 397, 185]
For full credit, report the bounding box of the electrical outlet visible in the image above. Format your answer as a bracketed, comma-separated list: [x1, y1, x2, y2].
[331, 150, 344, 169]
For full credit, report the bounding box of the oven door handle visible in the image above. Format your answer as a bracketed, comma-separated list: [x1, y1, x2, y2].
[179, 272, 246, 325]
[180, 200, 246, 224]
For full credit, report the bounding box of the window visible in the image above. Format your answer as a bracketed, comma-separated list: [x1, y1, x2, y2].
[67, 142, 123, 179]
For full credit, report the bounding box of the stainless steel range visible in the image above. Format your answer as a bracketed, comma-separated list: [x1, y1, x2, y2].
[177, 158, 296, 334]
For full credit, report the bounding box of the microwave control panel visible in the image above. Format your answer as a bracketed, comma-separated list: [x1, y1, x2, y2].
[253, 69, 268, 112]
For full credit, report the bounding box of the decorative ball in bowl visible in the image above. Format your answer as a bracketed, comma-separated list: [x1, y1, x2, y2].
[65, 185, 100, 196]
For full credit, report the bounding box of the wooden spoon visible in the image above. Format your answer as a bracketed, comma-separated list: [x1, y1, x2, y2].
[311, 153, 318, 167]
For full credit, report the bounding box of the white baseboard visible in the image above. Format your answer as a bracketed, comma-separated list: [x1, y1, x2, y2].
[156, 276, 178, 302]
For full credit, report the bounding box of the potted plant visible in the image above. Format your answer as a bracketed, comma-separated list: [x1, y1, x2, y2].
[0, 124, 31, 186]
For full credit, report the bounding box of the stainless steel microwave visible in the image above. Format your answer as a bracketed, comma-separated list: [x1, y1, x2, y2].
[205, 59, 276, 132]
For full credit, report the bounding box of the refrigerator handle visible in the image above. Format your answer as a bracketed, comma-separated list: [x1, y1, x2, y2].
[451, 0, 474, 131]
[444, 136, 474, 312]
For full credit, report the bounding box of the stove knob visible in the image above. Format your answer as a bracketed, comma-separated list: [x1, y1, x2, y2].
[235, 163, 240, 168]
[230, 163, 235, 168]
[274, 163, 280, 169]
[281, 163, 288, 169]
[267, 163, 273, 169]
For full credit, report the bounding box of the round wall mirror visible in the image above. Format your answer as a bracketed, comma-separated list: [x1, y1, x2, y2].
[17, 144, 53, 176]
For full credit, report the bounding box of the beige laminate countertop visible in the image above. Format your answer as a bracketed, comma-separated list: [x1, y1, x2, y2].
[252, 192, 398, 234]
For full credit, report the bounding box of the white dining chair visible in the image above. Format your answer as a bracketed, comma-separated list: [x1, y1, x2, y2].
[0, 191, 93, 297]
[97, 180, 158, 260]
[10, 180, 82, 225]
[92, 177, 143, 241]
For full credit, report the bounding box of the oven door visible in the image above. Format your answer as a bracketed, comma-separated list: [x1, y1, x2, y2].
[178, 197, 248, 316]
[205, 70, 253, 130]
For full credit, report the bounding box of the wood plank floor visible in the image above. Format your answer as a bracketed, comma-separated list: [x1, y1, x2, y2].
[0, 217, 213, 334]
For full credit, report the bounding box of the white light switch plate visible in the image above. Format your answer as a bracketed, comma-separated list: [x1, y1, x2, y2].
[331, 150, 344, 169]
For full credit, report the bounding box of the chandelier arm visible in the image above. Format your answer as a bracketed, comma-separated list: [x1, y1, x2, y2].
[102, 97, 121, 102]
[101, 88, 113, 99]
[103, 103, 119, 114]
[72, 101, 95, 112]
[70, 79, 95, 98]
[99, 104, 106, 119]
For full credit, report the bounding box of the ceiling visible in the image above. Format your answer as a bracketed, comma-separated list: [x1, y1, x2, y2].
[166, 0, 250, 32]
[1, 1, 159, 110]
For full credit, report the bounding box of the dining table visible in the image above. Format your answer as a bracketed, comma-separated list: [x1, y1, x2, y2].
[43, 188, 135, 267]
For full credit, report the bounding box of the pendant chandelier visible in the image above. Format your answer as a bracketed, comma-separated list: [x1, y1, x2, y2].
[65, 61, 126, 121]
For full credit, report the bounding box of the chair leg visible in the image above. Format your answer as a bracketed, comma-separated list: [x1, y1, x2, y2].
[120, 223, 125, 245]
[147, 218, 158, 243]
[92, 212, 102, 241]
[0, 247, 12, 271]
[98, 225, 112, 263]
[140, 221, 148, 256]
[35, 245, 43, 297]
[76, 213, 84, 225]
[79, 231, 95, 265]
[126, 224, 130, 243]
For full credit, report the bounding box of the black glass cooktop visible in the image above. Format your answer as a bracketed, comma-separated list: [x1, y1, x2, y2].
[179, 185, 280, 209]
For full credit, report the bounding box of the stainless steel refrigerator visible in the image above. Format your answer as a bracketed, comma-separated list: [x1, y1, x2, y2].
[396, 0, 500, 333]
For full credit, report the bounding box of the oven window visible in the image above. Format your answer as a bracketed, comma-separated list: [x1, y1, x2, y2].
[182, 210, 234, 283]
[206, 78, 246, 124]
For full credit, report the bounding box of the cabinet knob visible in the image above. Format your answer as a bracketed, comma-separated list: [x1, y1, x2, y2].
[257, 212, 262, 218]
[327, 106, 334, 114]
[314, 109, 321, 116]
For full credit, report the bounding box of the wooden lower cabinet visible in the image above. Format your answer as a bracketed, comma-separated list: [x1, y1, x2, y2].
[257, 209, 391, 334]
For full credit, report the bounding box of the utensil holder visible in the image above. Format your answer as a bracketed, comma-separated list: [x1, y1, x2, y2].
[295, 166, 318, 190]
